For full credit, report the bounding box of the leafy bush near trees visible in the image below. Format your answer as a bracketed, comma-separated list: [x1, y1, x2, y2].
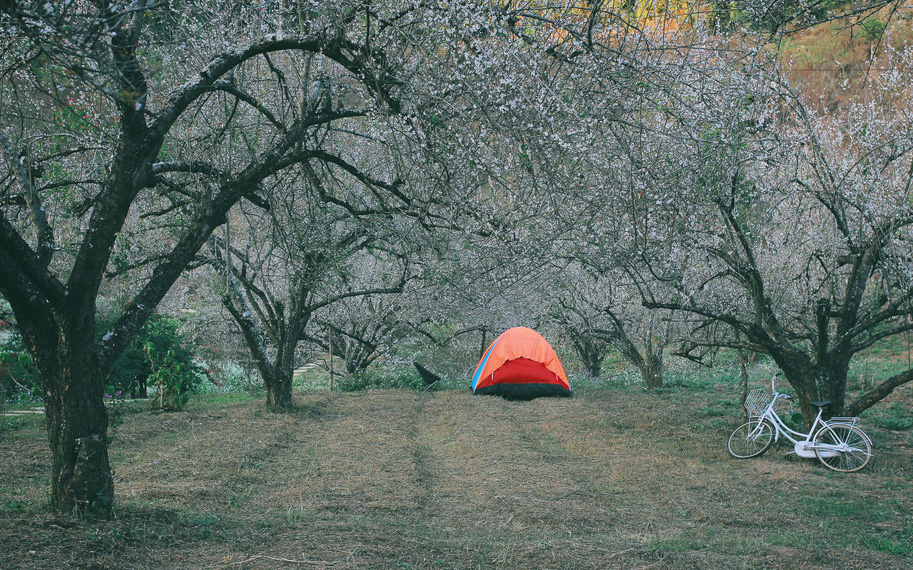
[1, 330, 41, 404]
[2, 313, 207, 407]
[196, 361, 261, 395]
[128, 314, 208, 410]
[335, 368, 426, 393]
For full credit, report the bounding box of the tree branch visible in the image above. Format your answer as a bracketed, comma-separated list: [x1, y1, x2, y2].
[846, 367, 913, 416]
[0, 133, 55, 266]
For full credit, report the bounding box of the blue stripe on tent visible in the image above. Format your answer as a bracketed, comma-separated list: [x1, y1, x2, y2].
[471, 336, 502, 390]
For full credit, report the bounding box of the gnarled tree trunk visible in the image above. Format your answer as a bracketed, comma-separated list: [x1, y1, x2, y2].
[21, 311, 113, 516]
[264, 375, 294, 411]
[45, 359, 113, 516]
[640, 344, 665, 389]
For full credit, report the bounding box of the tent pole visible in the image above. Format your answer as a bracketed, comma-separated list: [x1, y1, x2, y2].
[328, 327, 334, 391]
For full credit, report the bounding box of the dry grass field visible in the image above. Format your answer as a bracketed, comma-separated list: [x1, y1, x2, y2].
[2, 379, 912, 569]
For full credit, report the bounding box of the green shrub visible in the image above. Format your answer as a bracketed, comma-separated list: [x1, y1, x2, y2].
[103, 327, 152, 399]
[2, 313, 207, 405]
[335, 368, 424, 392]
[141, 315, 207, 410]
[100, 313, 209, 404]
[0, 331, 41, 404]
[860, 19, 887, 41]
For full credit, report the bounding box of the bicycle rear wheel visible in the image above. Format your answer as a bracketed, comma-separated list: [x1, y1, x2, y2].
[814, 424, 872, 472]
[727, 420, 774, 459]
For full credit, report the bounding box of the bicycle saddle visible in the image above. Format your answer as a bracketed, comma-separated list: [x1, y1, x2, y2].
[811, 400, 832, 408]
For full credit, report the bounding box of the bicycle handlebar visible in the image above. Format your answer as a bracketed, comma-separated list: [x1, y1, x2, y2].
[770, 372, 793, 401]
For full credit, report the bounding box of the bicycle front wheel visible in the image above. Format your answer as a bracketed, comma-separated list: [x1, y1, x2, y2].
[727, 420, 774, 459]
[814, 424, 872, 472]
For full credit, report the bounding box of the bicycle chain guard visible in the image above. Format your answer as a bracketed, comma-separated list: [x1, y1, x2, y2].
[793, 441, 818, 458]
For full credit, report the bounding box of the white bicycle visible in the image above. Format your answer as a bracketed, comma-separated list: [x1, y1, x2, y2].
[727, 376, 873, 472]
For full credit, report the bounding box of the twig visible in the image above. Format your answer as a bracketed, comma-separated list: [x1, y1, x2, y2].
[221, 554, 343, 567]
[606, 547, 637, 560]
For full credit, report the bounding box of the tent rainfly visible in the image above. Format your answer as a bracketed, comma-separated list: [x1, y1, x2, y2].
[470, 327, 572, 400]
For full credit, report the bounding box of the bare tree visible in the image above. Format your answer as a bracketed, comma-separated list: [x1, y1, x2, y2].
[0, 0, 437, 515]
[551, 265, 674, 387]
[209, 188, 412, 409]
[310, 291, 411, 377]
[631, 44, 913, 424]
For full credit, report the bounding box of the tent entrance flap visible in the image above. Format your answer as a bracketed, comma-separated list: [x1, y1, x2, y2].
[490, 357, 559, 385]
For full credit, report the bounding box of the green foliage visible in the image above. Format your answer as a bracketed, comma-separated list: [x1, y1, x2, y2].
[0, 330, 41, 404]
[141, 315, 206, 410]
[54, 99, 95, 132]
[860, 18, 887, 41]
[102, 325, 152, 400]
[2, 312, 208, 405]
[101, 313, 209, 405]
[864, 403, 913, 431]
[335, 368, 425, 392]
[3, 500, 29, 512]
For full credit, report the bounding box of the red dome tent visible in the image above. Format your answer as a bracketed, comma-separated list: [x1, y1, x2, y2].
[470, 327, 572, 399]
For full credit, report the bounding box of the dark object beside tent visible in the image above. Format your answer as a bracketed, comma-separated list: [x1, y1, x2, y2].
[413, 361, 442, 387]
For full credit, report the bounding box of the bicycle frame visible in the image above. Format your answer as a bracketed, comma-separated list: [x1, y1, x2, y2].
[747, 378, 856, 458]
[751, 395, 825, 457]
[730, 376, 872, 471]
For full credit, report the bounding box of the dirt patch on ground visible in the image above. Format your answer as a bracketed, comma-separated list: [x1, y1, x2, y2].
[1, 386, 911, 568]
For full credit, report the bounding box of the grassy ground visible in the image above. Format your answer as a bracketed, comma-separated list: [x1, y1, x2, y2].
[1, 376, 912, 569]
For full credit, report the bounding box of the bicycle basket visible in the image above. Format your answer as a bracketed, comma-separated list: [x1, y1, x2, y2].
[744, 388, 772, 417]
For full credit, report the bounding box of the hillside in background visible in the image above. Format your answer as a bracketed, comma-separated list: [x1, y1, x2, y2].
[780, 2, 913, 112]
